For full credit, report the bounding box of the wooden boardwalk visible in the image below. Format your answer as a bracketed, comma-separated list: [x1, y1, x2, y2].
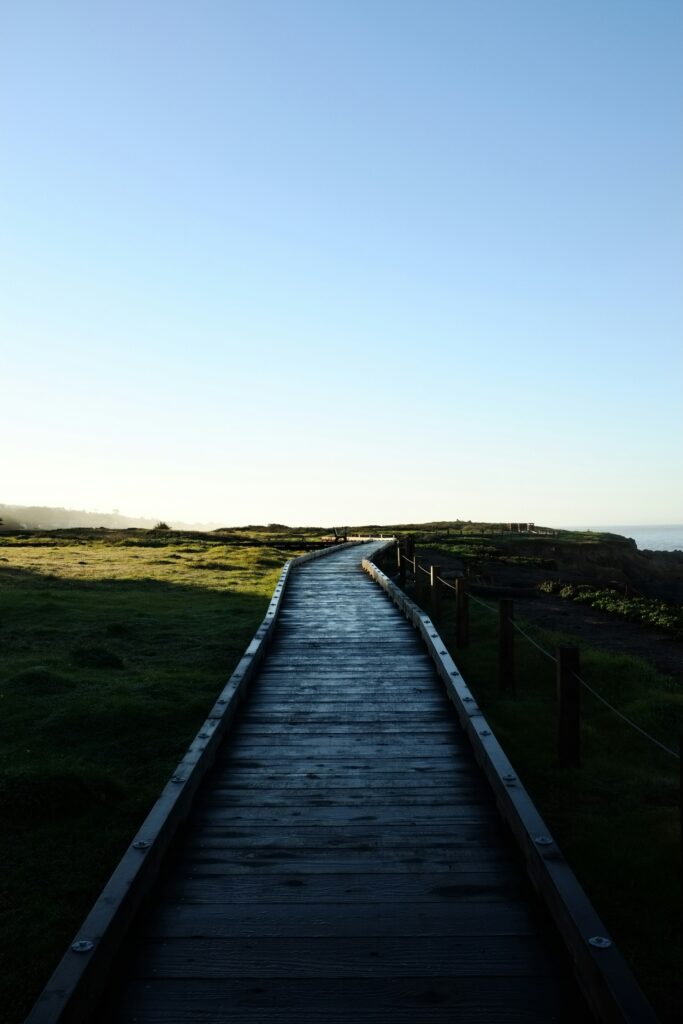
[103, 542, 587, 1023]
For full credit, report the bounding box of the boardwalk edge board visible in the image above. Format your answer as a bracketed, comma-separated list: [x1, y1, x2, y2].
[362, 553, 658, 1024]
[25, 539, 374, 1024]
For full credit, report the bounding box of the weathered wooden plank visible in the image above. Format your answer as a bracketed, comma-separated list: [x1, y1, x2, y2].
[225, 740, 460, 754]
[184, 851, 511, 872]
[262, 647, 431, 656]
[213, 765, 476, 783]
[240, 711, 451, 723]
[249, 683, 446, 691]
[112, 977, 575, 1023]
[226, 737, 461, 753]
[246, 692, 449, 701]
[254, 671, 439, 679]
[164, 871, 525, 904]
[253, 677, 441, 684]
[232, 725, 460, 738]
[209, 760, 475, 776]
[252, 678, 443, 685]
[202, 787, 485, 806]
[243, 697, 450, 708]
[177, 852, 514, 874]
[185, 825, 506, 850]
[132, 934, 557, 978]
[144, 900, 537, 939]
[193, 805, 494, 826]
[219, 754, 471, 769]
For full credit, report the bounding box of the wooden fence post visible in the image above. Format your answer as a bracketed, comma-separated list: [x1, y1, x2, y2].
[455, 578, 469, 647]
[398, 540, 406, 588]
[557, 646, 580, 768]
[430, 565, 440, 618]
[404, 536, 415, 590]
[499, 599, 514, 694]
[415, 558, 423, 598]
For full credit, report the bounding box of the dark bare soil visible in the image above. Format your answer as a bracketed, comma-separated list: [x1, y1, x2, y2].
[513, 593, 683, 685]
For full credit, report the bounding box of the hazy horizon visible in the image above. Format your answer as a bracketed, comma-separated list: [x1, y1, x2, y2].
[3, 1, 681, 526]
[3, 498, 682, 534]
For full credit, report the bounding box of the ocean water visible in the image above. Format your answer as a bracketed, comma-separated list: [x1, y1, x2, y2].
[569, 525, 683, 552]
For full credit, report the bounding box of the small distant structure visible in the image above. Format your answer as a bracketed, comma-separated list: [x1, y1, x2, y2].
[506, 522, 535, 534]
[505, 522, 559, 537]
[320, 528, 348, 545]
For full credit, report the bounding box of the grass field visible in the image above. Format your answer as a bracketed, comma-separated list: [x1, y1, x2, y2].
[0, 528, 320, 1024]
[375, 547, 682, 1023]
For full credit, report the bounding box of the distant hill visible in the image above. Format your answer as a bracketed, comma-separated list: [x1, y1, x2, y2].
[0, 503, 221, 532]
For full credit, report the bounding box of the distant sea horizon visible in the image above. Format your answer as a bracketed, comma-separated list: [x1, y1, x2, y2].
[561, 525, 683, 552]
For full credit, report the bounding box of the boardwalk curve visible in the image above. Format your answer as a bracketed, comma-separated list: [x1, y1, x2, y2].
[99, 542, 587, 1022]
[29, 541, 659, 1023]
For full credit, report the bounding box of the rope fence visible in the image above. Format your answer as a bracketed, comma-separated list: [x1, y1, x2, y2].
[575, 674, 680, 760]
[467, 591, 497, 614]
[512, 620, 559, 664]
[394, 539, 680, 762]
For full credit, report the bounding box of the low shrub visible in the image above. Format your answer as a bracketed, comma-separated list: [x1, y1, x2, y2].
[538, 580, 683, 638]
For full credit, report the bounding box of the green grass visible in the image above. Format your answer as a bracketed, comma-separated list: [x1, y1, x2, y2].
[378, 551, 682, 1022]
[0, 529, 317, 1024]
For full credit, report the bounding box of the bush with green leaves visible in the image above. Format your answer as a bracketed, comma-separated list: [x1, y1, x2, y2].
[538, 580, 683, 638]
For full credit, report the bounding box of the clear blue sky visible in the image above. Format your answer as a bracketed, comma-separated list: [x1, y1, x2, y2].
[2, 0, 681, 526]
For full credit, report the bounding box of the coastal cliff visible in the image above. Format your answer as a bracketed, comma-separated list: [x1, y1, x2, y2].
[497, 535, 683, 601]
